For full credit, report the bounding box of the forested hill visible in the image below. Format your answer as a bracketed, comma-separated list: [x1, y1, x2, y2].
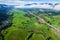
[0, 4, 14, 30]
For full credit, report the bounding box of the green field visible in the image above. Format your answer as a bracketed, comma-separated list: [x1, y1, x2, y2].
[1, 9, 60, 40]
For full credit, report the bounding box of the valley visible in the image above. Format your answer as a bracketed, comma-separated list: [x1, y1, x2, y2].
[0, 5, 60, 40]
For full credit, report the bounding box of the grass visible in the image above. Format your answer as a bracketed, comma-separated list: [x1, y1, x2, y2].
[40, 14, 60, 28]
[2, 9, 60, 40]
[4, 27, 29, 40]
[30, 34, 45, 40]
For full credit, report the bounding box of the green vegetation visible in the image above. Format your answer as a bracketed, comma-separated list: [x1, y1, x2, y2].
[4, 27, 29, 40]
[40, 14, 60, 27]
[1, 9, 60, 40]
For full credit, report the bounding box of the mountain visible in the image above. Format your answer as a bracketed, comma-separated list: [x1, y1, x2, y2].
[0, 4, 14, 28]
[0, 4, 14, 13]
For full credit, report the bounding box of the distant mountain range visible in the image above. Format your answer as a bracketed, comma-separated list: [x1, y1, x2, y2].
[0, 4, 14, 9]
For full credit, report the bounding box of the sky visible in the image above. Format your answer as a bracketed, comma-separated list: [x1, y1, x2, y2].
[0, 0, 60, 5]
[0, 0, 60, 10]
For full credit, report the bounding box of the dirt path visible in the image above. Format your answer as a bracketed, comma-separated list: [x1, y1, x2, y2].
[28, 11, 60, 32]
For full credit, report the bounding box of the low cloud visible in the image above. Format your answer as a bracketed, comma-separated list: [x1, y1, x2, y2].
[54, 5, 60, 10]
[14, 4, 53, 9]
[14, 3, 60, 11]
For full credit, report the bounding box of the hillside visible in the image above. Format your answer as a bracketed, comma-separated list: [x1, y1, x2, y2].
[0, 8, 60, 40]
